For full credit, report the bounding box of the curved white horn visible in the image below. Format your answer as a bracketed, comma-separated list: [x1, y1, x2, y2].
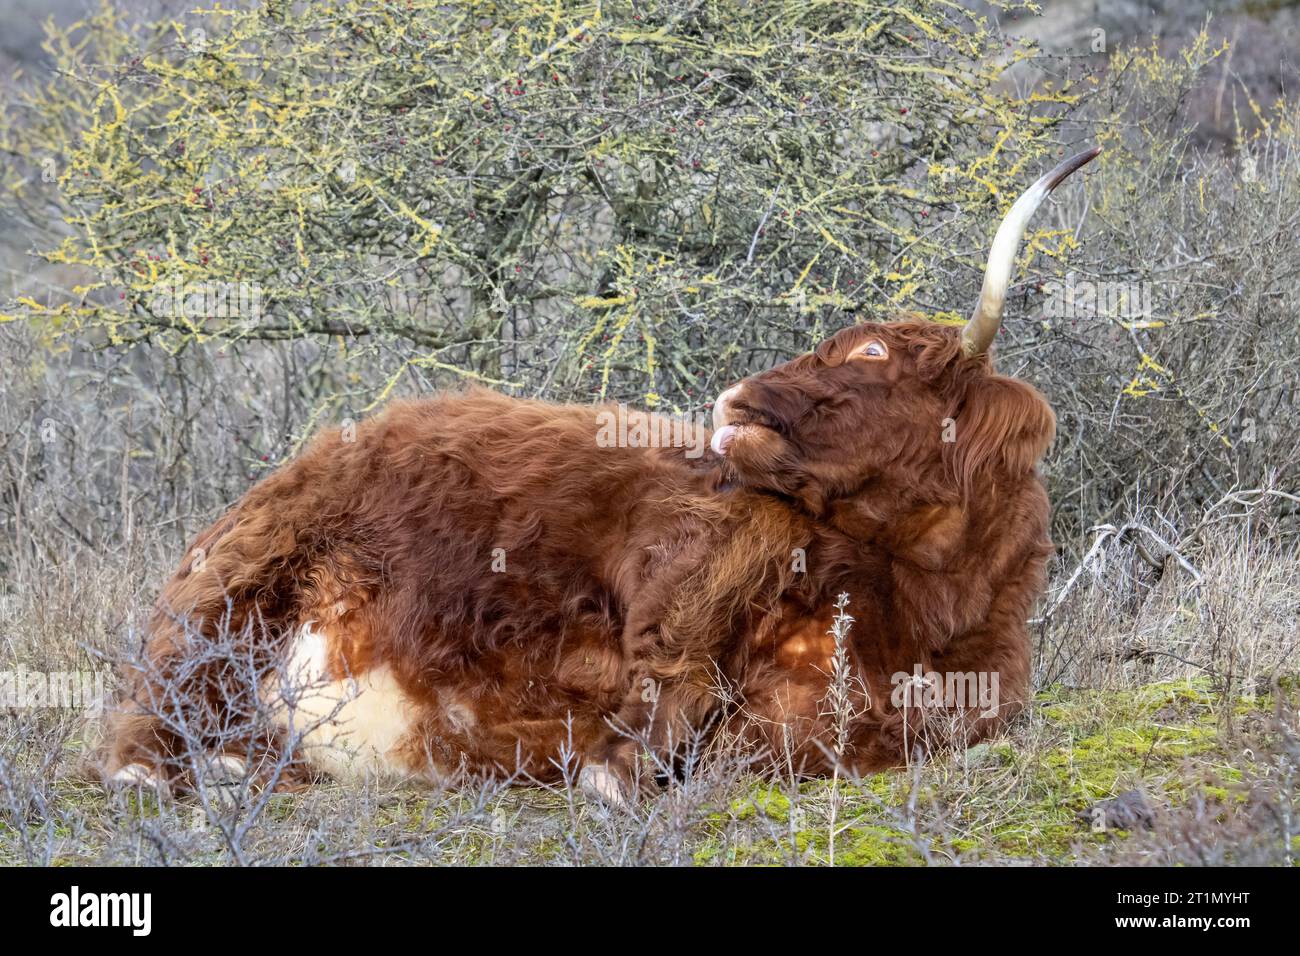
[961, 146, 1102, 357]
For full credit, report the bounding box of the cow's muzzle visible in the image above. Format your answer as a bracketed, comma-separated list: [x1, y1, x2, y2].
[711, 383, 744, 454]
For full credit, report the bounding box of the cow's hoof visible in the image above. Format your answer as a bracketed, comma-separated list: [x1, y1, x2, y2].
[209, 754, 248, 784]
[579, 764, 630, 809]
[107, 763, 168, 794]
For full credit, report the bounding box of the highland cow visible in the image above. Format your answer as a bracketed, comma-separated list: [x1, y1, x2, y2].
[102, 148, 1100, 805]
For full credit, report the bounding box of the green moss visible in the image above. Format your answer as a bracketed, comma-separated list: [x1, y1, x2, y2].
[1042, 724, 1220, 796]
[969, 679, 1253, 859]
[729, 784, 794, 822]
[698, 682, 1262, 864]
[703, 777, 954, 865]
[797, 824, 921, 866]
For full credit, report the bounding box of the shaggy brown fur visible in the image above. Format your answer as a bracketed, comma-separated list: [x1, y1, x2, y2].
[102, 320, 1054, 794]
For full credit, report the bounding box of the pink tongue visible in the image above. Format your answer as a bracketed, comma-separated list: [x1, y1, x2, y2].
[711, 425, 738, 455]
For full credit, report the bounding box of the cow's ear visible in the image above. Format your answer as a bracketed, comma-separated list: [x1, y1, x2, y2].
[946, 375, 1055, 495]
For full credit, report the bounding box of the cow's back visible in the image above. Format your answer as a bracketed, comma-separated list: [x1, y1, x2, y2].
[126, 387, 715, 784]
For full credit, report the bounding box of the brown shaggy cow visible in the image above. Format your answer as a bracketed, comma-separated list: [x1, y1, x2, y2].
[102, 149, 1099, 804]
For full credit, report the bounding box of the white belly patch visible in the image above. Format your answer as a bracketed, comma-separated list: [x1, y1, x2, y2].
[266, 624, 421, 782]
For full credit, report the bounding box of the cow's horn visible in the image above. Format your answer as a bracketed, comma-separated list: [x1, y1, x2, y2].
[961, 146, 1102, 358]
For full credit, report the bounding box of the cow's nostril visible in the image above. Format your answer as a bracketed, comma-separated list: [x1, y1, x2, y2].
[713, 384, 743, 431]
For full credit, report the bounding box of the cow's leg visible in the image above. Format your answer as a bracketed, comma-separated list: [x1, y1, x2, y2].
[585, 530, 795, 801]
[102, 702, 175, 794]
[102, 615, 301, 793]
[101, 684, 240, 794]
[101, 665, 189, 793]
[582, 639, 724, 805]
[104, 684, 310, 794]
[581, 545, 771, 804]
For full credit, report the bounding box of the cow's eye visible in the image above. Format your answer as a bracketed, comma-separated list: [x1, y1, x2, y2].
[857, 340, 888, 360]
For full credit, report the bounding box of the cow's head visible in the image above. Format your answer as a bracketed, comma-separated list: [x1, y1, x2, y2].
[711, 148, 1099, 526]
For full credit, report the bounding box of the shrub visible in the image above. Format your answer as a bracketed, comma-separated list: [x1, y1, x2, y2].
[0, 2, 1294, 556]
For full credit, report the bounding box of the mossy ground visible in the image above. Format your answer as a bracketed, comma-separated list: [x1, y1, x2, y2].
[691, 678, 1289, 865]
